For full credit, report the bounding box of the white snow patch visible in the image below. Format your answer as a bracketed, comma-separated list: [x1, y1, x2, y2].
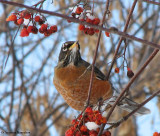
[69, 7, 77, 12]
[23, 19, 31, 25]
[87, 15, 95, 20]
[85, 122, 99, 130]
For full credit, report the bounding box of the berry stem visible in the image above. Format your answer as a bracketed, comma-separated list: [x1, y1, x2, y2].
[1, 0, 160, 49]
[86, 0, 110, 108]
[99, 48, 159, 134]
[106, 0, 138, 80]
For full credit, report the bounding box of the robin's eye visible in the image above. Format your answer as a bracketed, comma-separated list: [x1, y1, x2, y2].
[62, 47, 67, 52]
[62, 43, 69, 52]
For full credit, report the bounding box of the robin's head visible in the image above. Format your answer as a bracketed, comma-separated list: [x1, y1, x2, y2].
[58, 41, 82, 67]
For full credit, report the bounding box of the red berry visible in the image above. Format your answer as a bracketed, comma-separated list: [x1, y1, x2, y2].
[153, 132, 158, 136]
[79, 25, 85, 31]
[50, 25, 57, 33]
[88, 28, 95, 36]
[80, 19, 85, 22]
[78, 114, 82, 120]
[101, 117, 107, 124]
[75, 131, 81, 136]
[80, 125, 88, 132]
[89, 131, 98, 136]
[20, 28, 29, 37]
[95, 29, 99, 33]
[76, 7, 83, 14]
[96, 114, 102, 121]
[27, 26, 38, 34]
[65, 127, 74, 136]
[39, 28, 44, 33]
[27, 26, 34, 33]
[20, 10, 31, 19]
[84, 28, 89, 34]
[115, 67, 119, 73]
[85, 107, 93, 113]
[86, 18, 93, 24]
[6, 14, 17, 22]
[127, 67, 131, 71]
[93, 18, 100, 25]
[44, 30, 52, 37]
[105, 31, 110, 37]
[34, 16, 41, 22]
[32, 26, 38, 34]
[41, 24, 48, 32]
[71, 119, 77, 124]
[153, 132, 160, 136]
[90, 133, 97, 136]
[24, 13, 31, 19]
[17, 18, 24, 25]
[104, 131, 111, 136]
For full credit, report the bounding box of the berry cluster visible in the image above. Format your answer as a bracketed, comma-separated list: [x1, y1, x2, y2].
[65, 107, 111, 136]
[153, 132, 160, 136]
[6, 10, 57, 37]
[114, 67, 134, 78]
[69, 6, 109, 37]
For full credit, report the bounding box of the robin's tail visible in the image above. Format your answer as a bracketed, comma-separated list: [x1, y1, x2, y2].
[106, 95, 150, 116]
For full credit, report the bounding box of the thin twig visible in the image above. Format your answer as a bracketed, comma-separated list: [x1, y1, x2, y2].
[98, 0, 138, 135]
[4, 26, 20, 69]
[0, 0, 160, 49]
[107, 89, 160, 130]
[108, 49, 158, 127]
[106, 0, 138, 80]
[98, 48, 159, 135]
[140, 0, 160, 6]
[86, 0, 110, 106]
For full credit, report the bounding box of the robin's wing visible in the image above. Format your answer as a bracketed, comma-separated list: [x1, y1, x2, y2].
[81, 60, 106, 80]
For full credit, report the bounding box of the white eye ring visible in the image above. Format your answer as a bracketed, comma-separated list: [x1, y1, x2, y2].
[62, 47, 67, 52]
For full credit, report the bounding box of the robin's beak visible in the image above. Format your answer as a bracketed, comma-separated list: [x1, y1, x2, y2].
[68, 41, 81, 65]
[69, 41, 79, 51]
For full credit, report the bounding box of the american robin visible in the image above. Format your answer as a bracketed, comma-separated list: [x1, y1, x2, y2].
[53, 41, 150, 115]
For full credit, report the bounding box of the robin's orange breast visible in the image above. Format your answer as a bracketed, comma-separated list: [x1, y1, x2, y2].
[53, 64, 113, 111]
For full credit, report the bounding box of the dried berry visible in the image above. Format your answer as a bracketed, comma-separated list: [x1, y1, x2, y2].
[71, 12, 76, 18]
[127, 68, 134, 78]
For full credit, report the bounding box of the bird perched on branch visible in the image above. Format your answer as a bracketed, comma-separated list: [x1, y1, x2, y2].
[53, 41, 150, 116]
